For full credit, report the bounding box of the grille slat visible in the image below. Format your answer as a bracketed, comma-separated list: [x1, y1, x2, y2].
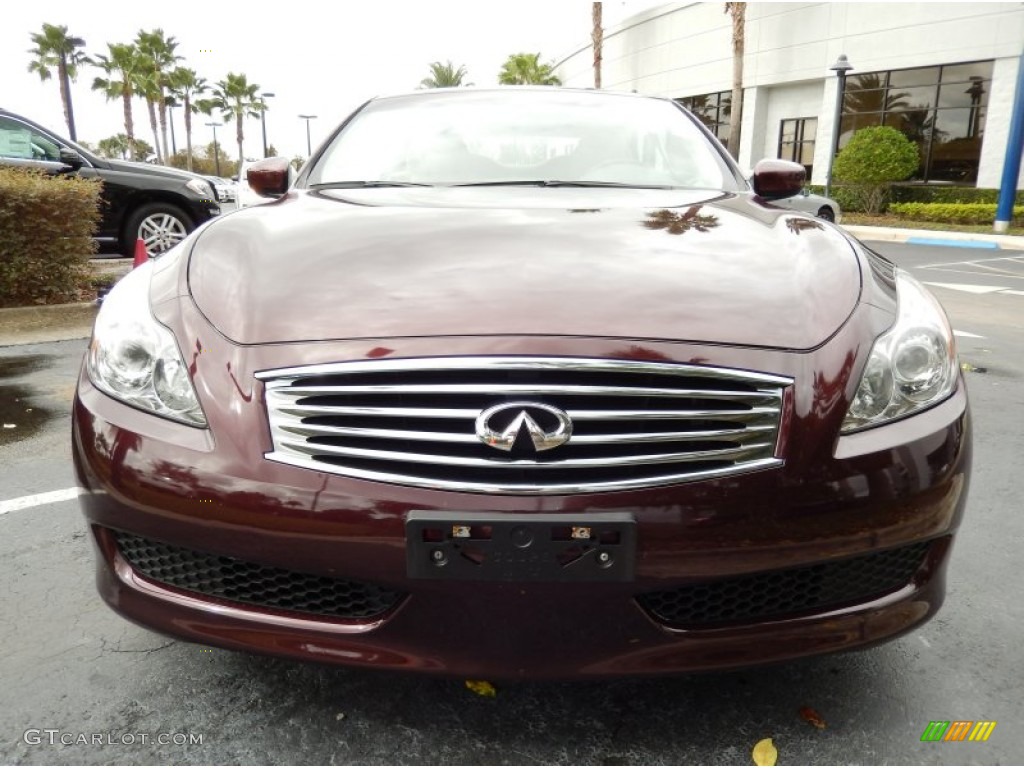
[279, 437, 774, 468]
[276, 419, 776, 445]
[281, 383, 779, 404]
[258, 357, 791, 495]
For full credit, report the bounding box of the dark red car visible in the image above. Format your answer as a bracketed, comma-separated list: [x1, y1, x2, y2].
[73, 88, 970, 679]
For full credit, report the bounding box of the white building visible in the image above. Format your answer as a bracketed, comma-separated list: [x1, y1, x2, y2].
[554, 2, 1024, 188]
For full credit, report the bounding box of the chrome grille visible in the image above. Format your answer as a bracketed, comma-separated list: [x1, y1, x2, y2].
[257, 357, 791, 494]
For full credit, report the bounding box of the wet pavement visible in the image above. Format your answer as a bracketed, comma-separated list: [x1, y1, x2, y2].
[0, 355, 52, 446]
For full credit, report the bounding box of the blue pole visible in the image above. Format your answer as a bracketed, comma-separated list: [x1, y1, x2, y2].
[995, 51, 1024, 232]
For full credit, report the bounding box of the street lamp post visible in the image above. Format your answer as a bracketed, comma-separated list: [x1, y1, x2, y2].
[260, 92, 275, 158]
[298, 114, 318, 157]
[206, 121, 222, 177]
[825, 54, 854, 200]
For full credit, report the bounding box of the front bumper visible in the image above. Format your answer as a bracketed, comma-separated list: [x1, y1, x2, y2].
[72, 312, 971, 678]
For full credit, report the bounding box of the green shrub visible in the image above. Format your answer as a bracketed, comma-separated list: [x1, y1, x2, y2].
[0, 168, 101, 307]
[888, 202, 1024, 225]
[833, 126, 919, 214]
[808, 184, 869, 213]
[889, 186, 1024, 205]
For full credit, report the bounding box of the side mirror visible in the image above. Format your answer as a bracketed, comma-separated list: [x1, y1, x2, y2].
[246, 157, 290, 198]
[59, 148, 85, 170]
[751, 159, 806, 200]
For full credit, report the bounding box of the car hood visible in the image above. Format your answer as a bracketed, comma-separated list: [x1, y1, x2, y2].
[103, 158, 202, 182]
[186, 188, 862, 349]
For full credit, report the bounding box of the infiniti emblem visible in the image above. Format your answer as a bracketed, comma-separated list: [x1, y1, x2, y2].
[475, 402, 573, 453]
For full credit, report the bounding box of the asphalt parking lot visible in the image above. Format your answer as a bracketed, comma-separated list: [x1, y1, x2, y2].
[0, 239, 1022, 765]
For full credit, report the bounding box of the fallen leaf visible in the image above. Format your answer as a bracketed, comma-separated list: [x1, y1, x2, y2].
[800, 706, 827, 730]
[752, 737, 777, 767]
[464, 679, 497, 697]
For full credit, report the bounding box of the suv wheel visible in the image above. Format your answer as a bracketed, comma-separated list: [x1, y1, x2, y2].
[123, 203, 194, 257]
[816, 206, 836, 223]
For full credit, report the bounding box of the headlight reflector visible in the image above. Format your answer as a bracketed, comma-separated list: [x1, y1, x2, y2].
[842, 270, 958, 433]
[87, 264, 206, 427]
[185, 178, 215, 199]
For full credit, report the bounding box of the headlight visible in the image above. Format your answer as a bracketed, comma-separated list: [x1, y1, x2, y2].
[841, 270, 958, 433]
[87, 264, 206, 427]
[185, 178, 215, 199]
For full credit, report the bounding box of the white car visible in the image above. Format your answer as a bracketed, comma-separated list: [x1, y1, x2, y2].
[772, 187, 842, 223]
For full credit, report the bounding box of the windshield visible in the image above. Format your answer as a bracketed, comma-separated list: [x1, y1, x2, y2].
[308, 90, 737, 190]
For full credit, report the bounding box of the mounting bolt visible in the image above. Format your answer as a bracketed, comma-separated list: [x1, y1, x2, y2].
[597, 551, 612, 565]
[431, 548, 447, 565]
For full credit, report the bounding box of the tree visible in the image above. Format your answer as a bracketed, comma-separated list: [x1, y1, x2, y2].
[133, 64, 164, 163]
[419, 61, 471, 88]
[97, 134, 153, 161]
[26, 24, 91, 141]
[136, 29, 181, 164]
[97, 134, 131, 159]
[724, 2, 745, 159]
[208, 73, 264, 171]
[168, 67, 207, 171]
[592, 3, 603, 89]
[833, 126, 919, 214]
[92, 43, 143, 159]
[498, 53, 562, 85]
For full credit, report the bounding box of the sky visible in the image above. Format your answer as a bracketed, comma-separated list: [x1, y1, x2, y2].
[3, 0, 664, 163]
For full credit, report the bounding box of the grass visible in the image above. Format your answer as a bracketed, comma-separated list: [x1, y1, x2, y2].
[842, 212, 1024, 237]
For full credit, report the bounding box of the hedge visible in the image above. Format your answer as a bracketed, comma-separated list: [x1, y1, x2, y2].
[807, 184, 1024, 214]
[0, 168, 101, 307]
[890, 186, 1024, 205]
[887, 202, 1024, 225]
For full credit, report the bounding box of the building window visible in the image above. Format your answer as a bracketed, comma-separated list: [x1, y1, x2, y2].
[778, 118, 817, 177]
[838, 60, 993, 183]
[676, 91, 731, 145]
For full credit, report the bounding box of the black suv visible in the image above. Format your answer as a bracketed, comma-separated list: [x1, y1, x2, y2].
[0, 108, 220, 256]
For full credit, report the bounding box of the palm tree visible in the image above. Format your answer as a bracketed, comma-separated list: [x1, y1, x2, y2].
[208, 73, 264, 170]
[92, 43, 143, 159]
[724, 2, 745, 159]
[419, 61, 471, 88]
[97, 134, 132, 160]
[168, 67, 207, 171]
[134, 64, 164, 163]
[592, 2, 603, 89]
[136, 29, 181, 163]
[498, 53, 561, 86]
[26, 24, 91, 141]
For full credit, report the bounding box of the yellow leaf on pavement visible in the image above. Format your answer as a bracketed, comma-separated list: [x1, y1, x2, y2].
[464, 680, 497, 697]
[752, 737, 778, 766]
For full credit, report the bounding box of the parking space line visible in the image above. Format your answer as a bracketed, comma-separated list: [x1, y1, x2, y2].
[922, 267, 1024, 281]
[0, 487, 84, 516]
[916, 254, 1024, 269]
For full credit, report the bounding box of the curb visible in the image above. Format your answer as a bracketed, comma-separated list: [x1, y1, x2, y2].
[842, 224, 1024, 251]
[0, 302, 97, 347]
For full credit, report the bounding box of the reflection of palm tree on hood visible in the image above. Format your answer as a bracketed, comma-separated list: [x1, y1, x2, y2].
[643, 207, 720, 235]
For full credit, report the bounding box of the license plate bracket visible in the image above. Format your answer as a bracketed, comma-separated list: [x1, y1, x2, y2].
[406, 511, 636, 582]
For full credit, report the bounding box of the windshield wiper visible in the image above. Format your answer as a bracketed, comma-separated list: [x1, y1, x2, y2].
[451, 180, 678, 189]
[311, 181, 432, 189]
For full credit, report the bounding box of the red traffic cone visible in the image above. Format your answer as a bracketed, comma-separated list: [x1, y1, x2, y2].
[132, 238, 149, 269]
